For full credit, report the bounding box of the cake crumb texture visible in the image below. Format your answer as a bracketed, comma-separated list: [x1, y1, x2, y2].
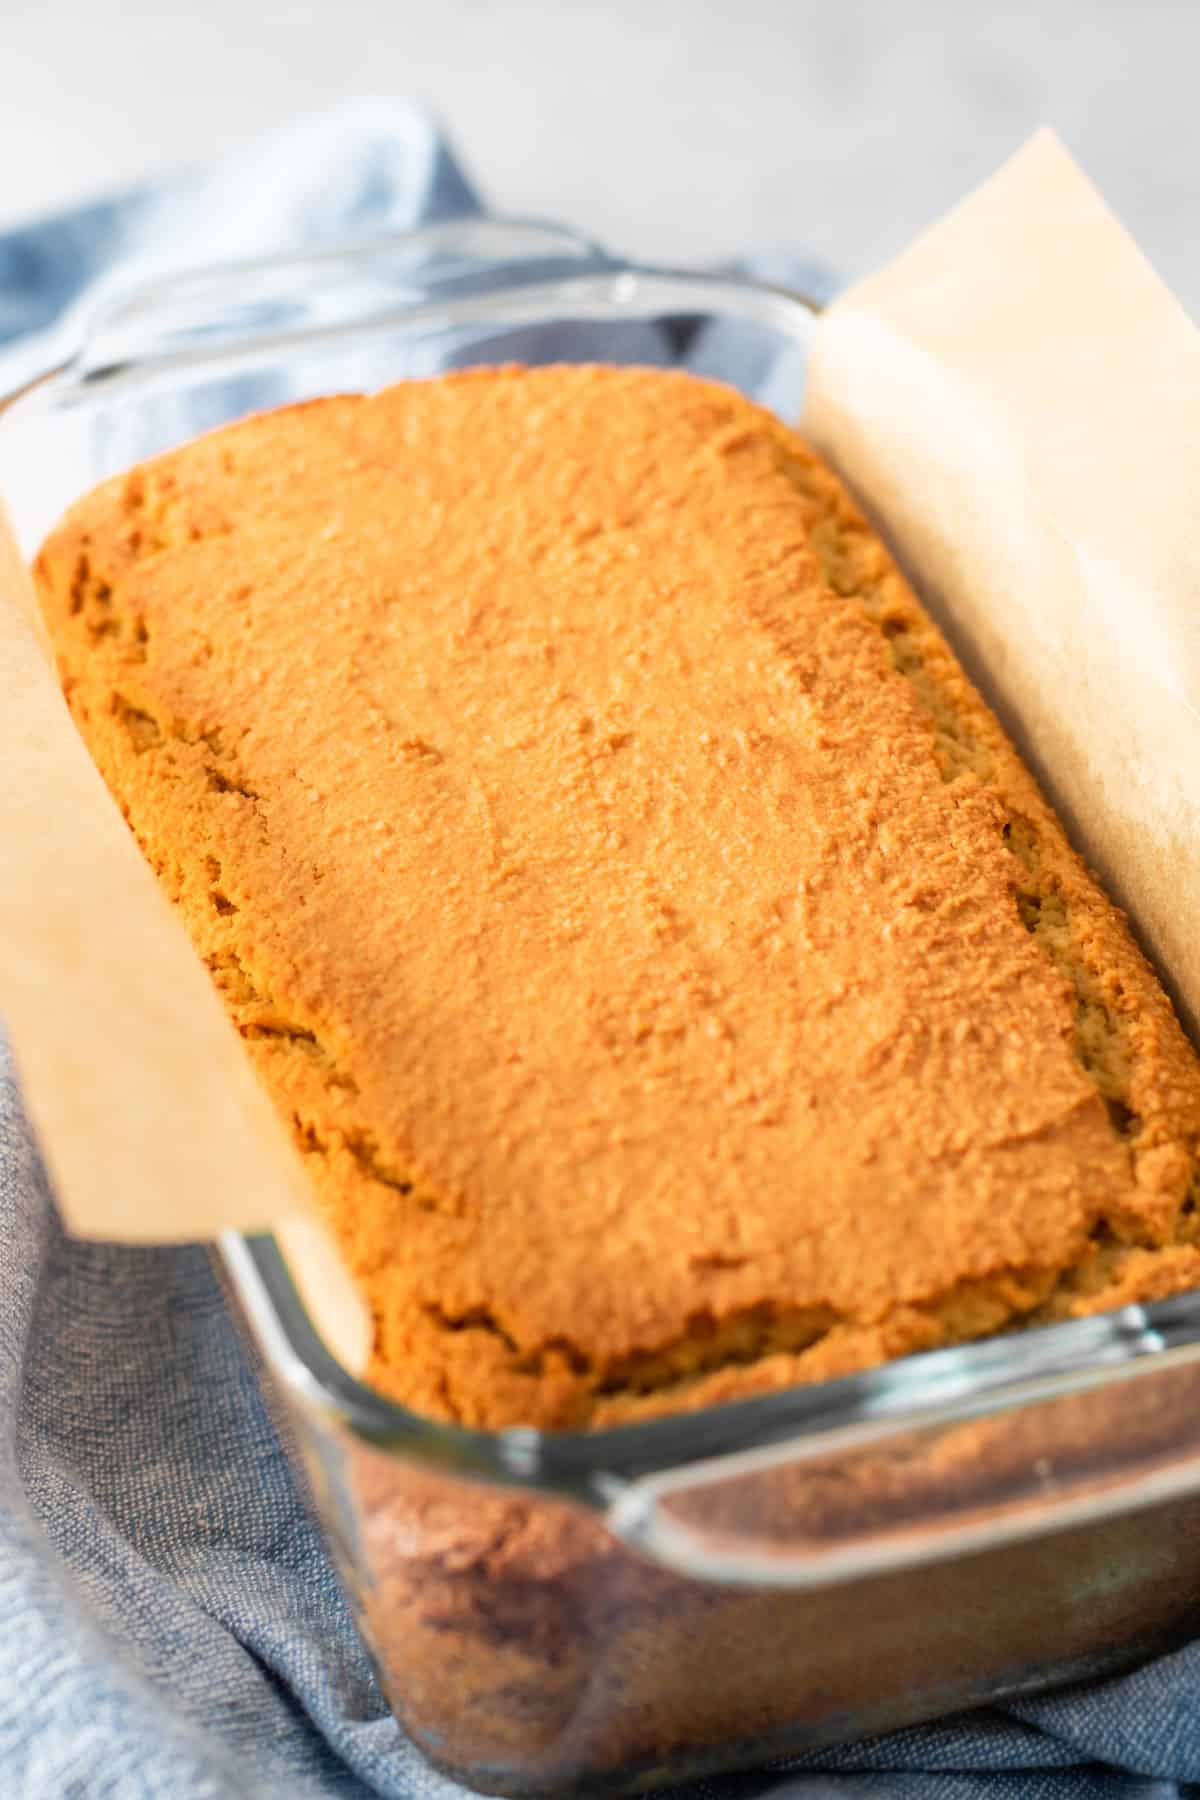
[34, 365, 1200, 1429]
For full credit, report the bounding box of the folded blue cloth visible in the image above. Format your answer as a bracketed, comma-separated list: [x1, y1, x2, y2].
[1, 99, 1197, 1800]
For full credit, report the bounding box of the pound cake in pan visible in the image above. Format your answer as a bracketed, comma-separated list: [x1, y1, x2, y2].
[33, 365, 1200, 1431]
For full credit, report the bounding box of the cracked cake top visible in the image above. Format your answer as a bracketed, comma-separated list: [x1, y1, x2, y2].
[33, 363, 1200, 1429]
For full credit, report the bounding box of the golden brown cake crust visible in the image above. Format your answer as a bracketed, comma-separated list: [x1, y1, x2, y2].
[34, 365, 1200, 1429]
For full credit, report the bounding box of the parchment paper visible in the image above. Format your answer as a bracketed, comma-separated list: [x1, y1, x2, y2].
[0, 498, 368, 1364]
[804, 128, 1200, 1039]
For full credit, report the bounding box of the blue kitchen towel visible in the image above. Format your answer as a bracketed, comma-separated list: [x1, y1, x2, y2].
[1, 98, 1198, 1800]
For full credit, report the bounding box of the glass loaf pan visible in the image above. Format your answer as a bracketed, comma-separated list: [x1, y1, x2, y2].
[5, 221, 1200, 1797]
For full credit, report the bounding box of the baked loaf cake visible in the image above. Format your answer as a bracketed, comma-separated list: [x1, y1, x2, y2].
[34, 365, 1200, 1430]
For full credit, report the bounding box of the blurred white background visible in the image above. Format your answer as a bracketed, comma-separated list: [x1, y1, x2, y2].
[2, 0, 1197, 307]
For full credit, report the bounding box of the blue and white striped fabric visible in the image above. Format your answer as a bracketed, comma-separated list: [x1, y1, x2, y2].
[1, 99, 1197, 1800]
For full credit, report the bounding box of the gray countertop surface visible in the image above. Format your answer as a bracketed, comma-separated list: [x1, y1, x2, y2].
[2, 0, 1196, 311]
